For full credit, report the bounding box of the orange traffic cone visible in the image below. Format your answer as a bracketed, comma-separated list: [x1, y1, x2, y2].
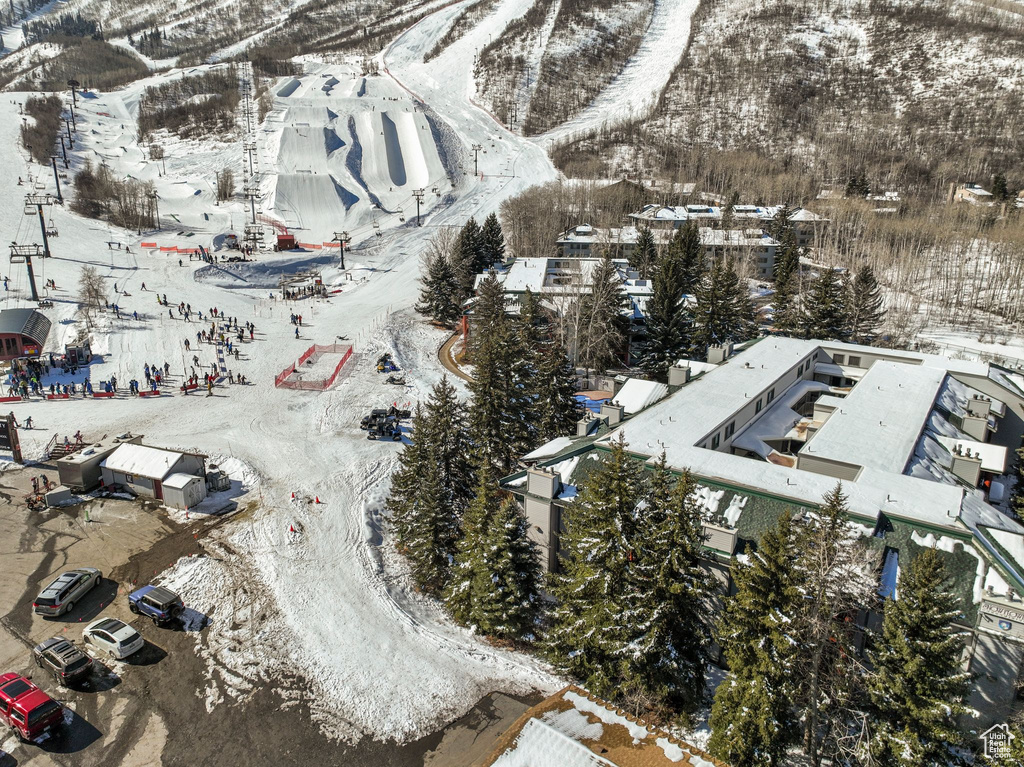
[291, 492, 295, 499]
[289, 525, 295, 533]
[315, 496, 321, 504]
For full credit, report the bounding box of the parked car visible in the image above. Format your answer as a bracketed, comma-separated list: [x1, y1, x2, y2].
[33, 567, 101, 617]
[32, 638, 93, 686]
[0, 673, 64, 741]
[128, 585, 184, 626]
[83, 618, 144, 659]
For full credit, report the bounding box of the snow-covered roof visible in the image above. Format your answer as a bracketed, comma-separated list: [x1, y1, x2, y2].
[101, 443, 185, 480]
[522, 437, 574, 462]
[800, 362, 946, 473]
[162, 472, 202, 489]
[629, 203, 827, 226]
[612, 379, 669, 414]
[479, 258, 653, 303]
[599, 337, 1024, 545]
[936, 437, 1007, 473]
[485, 686, 719, 767]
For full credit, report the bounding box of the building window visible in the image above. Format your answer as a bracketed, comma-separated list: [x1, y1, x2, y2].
[848, 355, 861, 367]
[125, 474, 134, 483]
[834, 354, 845, 364]
[711, 434, 721, 449]
[756, 398, 763, 413]
[725, 421, 735, 439]
[767, 388, 775, 403]
[798, 363, 804, 375]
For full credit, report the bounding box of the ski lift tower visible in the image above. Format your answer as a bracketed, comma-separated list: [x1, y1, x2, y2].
[9, 244, 42, 302]
[25, 194, 55, 260]
[332, 231, 350, 270]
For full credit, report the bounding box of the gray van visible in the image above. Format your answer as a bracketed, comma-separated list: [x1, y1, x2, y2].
[33, 568, 101, 617]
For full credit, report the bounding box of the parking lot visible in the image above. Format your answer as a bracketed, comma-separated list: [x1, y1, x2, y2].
[0, 463, 535, 766]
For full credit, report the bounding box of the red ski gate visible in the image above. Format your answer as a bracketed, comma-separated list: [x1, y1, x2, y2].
[275, 344, 353, 391]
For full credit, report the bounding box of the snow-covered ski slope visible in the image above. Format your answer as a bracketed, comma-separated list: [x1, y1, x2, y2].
[261, 63, 454, 240]
[533, 0, 701, 146]
[0, 0, 562, 746]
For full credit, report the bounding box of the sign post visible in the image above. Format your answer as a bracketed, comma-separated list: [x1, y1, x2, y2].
[0, 415, 23, 464]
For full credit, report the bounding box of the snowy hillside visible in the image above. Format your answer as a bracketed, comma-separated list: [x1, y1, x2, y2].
[552, 0, 1024, 188]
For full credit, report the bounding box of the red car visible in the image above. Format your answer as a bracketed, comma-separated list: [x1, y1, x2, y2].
[0, 673, 64, 741]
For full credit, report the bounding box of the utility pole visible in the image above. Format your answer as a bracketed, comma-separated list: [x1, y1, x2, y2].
[9, 245, 41, 302]
[149, 190, 161, 230]
[67, 79, 79, 107]
[411, 188, 425, 227]
[472, 144, 482, 177]
[64, 119, 73, 148]
[26, 194, 54, 260]
[332, 230, 350, 270]
[50, 158, 62, 203]
[58, 136, 68, 168]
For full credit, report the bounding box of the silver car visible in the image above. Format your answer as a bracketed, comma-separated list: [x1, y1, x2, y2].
[33, 567, 101, 617]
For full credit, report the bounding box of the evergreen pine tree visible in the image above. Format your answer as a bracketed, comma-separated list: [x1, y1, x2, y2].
[470, 273, 508, 354]
[417, 251, 461, 327]
[692, 259, 731, 358]
[630, 226, 657, 279]
[847, 264, 885, 343]
[641, 240, 692, 380]
[468, 292, 535, 473]
[794, 484, 876, 767]
[576, 253, 628, 372]
[546, 434, 645, 697]
[445, 460, 501, 625]
[480, 212, 506, 267]
[389, 377, 474, 594]
[534, 341, 583, 441]
[450, 217, 484, 300]
[866, 547, 970, 767]
[723, 260, 757, 341]
[800, 268, 851, 341]
[992, 172, 1010, 202]
[402, 451, 459, 594]
[428, 376, 475, 510]
[621, 460, 714, 712]
[672, 221, 705, 295]
[692, 260, 755, 357]
[388, 403, 429, 548]
[708, 513, 802, 767]
[772, 272, 802, 336]
[473, 496, 542, 639]
[768, 204, 793, 243]
[773, 227, 800, 286]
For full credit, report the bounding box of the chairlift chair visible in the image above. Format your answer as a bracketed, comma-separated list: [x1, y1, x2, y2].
[398, 208, 405, 223]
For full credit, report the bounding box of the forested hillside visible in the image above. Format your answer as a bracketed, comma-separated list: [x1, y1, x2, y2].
[474, 0, 653, 133]
[552, 0, 1024, 198]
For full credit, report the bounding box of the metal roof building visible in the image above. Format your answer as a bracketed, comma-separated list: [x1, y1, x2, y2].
[0, 308, 51, 359]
